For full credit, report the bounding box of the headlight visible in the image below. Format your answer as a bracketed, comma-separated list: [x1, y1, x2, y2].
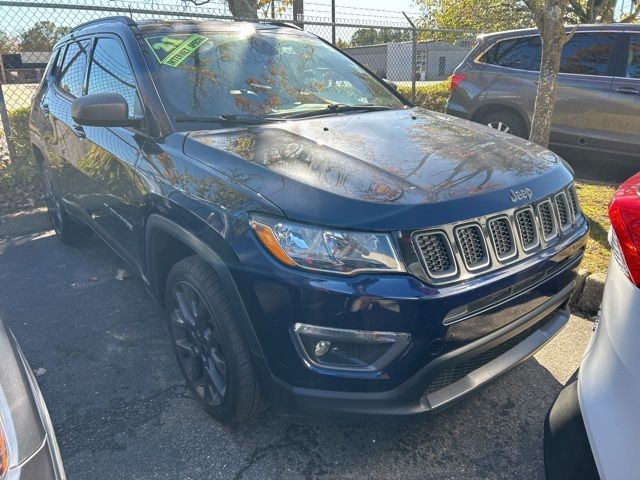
[249, 214, 404, 274]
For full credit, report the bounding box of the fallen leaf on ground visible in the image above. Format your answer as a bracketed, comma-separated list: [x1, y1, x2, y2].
[115, 269, 130, 281]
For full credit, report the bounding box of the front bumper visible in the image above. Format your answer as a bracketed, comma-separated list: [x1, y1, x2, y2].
[233, 217, 587, 419]
[265, 284, 572, 419]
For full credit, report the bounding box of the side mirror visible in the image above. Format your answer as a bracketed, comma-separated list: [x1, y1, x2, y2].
[71, 93, 141, 128]
[384, 79, 398, 91]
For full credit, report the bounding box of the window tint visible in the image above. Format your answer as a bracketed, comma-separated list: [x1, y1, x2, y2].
[58, 40, 90, 97]
[480, 36, 540, 70]
[87, 38, 141, 117]
[627, 34, 640, 79]
[559, 32, 616, 76]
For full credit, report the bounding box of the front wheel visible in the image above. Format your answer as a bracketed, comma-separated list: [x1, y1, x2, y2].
[165, 256, 265, 423]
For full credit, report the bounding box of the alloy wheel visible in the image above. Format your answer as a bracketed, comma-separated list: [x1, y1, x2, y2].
[170, 281, 228, 407]
[487, 121, 512, 134]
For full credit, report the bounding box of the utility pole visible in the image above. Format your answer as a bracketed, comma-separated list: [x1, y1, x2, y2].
[293, 0, 304, 26]
[331, 0, 336, 44]
[271, 0, 275, 18]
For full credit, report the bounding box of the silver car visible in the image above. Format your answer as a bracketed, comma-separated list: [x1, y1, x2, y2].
[0, 316, 65, 480]
[446, 24, 640, 182]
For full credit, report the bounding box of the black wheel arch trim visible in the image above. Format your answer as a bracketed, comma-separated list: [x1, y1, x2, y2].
[144, 214, 267, 362]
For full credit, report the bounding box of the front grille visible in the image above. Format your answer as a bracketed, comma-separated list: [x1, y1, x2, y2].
[455, 224, 488, 269]
[488, 217, 515, 260]
[538, 200, 556, 239]
[515, 208, 538, 250]
[555, 192, 571, 229]
[415, 232, 455, 277]
[412, 183, 582, 285]
[424, 315, 555, 395]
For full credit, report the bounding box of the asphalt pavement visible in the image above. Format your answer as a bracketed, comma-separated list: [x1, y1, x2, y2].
[0, 212, 594, 480]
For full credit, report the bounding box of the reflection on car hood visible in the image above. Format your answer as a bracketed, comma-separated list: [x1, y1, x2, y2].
[184, 108, 574, 230]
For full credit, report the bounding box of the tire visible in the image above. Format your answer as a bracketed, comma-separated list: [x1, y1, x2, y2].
[41, 162, 93, 245]
[165, 255, 264, 423]
[478, 110, 528, 139]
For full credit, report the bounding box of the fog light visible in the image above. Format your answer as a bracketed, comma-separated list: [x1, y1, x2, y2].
[292, 323, 411, 372]
[314, 340, 332, 357]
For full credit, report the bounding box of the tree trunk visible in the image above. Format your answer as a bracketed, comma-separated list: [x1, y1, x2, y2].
[527, 1, 569, 148]
[227, 0, 259, 19]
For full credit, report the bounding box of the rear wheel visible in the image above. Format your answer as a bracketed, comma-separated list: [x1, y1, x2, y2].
[165, 255, 264, 423]
[479, 111, 527, 139]
[41, 162, 92, 245]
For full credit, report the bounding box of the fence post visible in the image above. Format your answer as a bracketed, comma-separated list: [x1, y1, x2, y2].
[0, 80, 17, 163]
[402, 12, 417, 104]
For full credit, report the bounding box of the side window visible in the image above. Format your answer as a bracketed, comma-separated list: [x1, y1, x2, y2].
[87, 37, 141, 118]
[58, 40, 91, 97]
[480, 36, 540, 70]
[627, 34, 640, 79]
[559, 32, 616, 76]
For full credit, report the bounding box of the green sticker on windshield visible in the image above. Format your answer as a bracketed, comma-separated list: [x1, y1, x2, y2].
[145, 34, 209, 67]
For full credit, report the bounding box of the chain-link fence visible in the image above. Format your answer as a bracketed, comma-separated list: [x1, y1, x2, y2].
[0, 0, 479, 164]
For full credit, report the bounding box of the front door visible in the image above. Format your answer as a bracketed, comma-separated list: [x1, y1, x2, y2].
[605, 33, 640, 160]
[72, 35, 148, 272]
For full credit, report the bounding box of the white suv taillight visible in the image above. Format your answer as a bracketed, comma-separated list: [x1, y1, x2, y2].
[609, 172, 640, 287]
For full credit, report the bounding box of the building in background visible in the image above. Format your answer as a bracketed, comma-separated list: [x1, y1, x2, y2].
[344, 39, 474, 81]
[1, 52, 50, 84]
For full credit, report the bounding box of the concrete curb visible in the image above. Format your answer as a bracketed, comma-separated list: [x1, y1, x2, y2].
[570, 268, 605, 318]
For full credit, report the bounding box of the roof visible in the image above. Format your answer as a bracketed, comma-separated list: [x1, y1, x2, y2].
[478, 22, 640, 42]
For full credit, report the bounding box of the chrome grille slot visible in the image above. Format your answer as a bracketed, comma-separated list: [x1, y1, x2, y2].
[515, 207, 539, 251]
[414, 232, 456, 278]
[537, 200, 557, 241]
[455, 224, 489, 270]
[488, 216, 516, 261]
[567, 185, 580, 219]
[555, 192, 571, 230]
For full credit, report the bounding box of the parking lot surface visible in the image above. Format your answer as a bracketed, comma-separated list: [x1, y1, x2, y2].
[0, 220, 594, 480]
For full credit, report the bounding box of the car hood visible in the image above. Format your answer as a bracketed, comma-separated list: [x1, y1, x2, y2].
[183, 108, 573, 230]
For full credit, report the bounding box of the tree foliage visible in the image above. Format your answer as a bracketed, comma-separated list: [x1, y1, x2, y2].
[20, 21, 70, 51]
[349, 28, 412, 47]
[417, 0, 639, 32]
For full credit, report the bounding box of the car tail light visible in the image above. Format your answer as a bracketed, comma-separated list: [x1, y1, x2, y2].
[450, 73, 467, 91]
[0, 425, 8, 478]
[609, 172, 640, 287]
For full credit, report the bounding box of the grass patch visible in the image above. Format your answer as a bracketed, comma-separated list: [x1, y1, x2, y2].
[575, 181, 616, 275]
[397, 80, 450, 112]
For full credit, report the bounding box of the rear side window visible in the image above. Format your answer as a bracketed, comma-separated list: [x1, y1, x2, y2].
[58, 40, 91, 97]
[479, 36, 540, 70]
[559, 32, 616, 76]
[87, 37, 141, 117]
[627, 34, 640, 79]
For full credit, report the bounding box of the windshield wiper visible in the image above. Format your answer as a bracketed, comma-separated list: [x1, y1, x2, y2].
[174, 114, 282, 125]
[282, 104, 395, 119]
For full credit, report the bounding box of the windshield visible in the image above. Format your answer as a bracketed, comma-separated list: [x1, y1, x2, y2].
[141, 28, 406, 122]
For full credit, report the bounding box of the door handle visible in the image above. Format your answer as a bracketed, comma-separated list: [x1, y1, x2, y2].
[72, 123, 86, 138]
[615, 86, 640, 95]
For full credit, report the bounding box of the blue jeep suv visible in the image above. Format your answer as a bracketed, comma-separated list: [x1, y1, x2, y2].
[29, 17, 589, 423]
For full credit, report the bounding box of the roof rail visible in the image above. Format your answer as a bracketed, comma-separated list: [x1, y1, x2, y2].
[70, 16, 137, 33]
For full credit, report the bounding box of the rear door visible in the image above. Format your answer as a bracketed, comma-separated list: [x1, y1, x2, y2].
[605, 32, 640, 159]
[548, 32, 618, 153]
[48, 38, 93, 216]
